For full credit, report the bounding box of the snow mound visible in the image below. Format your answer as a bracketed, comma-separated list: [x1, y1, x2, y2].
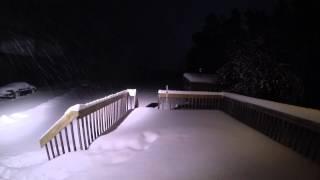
[0, 150, 46, 168]
[0, 130, 159, 180]
[91, 131, 159, 152]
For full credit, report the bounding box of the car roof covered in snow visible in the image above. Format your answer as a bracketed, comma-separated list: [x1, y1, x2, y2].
[0, 82, 34, 92]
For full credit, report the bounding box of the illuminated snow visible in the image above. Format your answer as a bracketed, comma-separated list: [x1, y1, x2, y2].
[1, 108, 319, 180]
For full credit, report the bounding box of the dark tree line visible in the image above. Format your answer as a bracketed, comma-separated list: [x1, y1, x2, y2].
[186, 0, 320, 108]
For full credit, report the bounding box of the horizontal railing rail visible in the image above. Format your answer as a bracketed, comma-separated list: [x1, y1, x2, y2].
[158, 90, 320, 164]
[40, 89, 137, 160]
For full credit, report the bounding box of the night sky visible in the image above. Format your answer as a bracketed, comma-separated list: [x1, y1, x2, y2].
[1, 0, 274, 77]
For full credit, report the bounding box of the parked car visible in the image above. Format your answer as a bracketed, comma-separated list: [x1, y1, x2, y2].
[0, 82, 37, 99]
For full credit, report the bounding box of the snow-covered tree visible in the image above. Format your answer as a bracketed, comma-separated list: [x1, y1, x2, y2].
[216, 41, 304, 105]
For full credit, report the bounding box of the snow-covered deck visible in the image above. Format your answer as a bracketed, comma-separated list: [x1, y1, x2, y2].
[5, 108, 319, 180]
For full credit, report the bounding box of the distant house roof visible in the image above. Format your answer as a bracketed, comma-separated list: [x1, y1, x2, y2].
[183, 73, 217, 84]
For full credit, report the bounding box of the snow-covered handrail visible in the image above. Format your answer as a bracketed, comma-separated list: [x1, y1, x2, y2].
[158, 90, 223, 110]
[40, 89, 137, 160]
[158, 90, 320, 163]
[158, 90, 320, 124]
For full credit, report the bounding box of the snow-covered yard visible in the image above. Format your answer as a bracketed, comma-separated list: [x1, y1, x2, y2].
[0, 85, 120, 156]
[1, 108, 319, 180]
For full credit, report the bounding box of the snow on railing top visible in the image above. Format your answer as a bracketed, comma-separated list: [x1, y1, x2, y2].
[158, 90, 320, 124]
[223, 92, 320, 124]
[40, 89, 136, 147]
[158, 90, 222, 97]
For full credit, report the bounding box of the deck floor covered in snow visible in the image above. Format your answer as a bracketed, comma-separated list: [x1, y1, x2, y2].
[3, 108, 320, 180]
[94, 108, 320, 180]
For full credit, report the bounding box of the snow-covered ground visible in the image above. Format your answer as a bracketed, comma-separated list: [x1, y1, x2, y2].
[1, 108, 319, 180]
[0, 81, 165, 156]
[0, 84, 122, 156]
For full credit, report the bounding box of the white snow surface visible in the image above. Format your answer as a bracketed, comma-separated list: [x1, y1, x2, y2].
[1, 108, 319, 180]
[0, 87, 117, 156]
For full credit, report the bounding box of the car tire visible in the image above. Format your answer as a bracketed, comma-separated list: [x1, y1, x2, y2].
[8, 90, 17, 99]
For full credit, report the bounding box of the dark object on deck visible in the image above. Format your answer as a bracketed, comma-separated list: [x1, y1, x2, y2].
[146, 102, 159, 108]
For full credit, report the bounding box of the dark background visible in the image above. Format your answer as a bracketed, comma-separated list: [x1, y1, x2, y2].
[0, 0, 273, 82]
[1, 0, 319, 108]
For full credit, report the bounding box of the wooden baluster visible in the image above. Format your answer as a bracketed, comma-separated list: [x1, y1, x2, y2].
[289, 124, 298, 150]
[59, 131, 65, 154]
[126, 94, 129, 111]
[89, 113, 94, 143]
[276, 119, 283, 142]
[102, 107, 105, 133]
[111, 102, 114, 123]
[268, 116, 275, 138]
[81, 117, 87, 150]
[120, 98, 122, 114]
[45, 144, 51, 160]
[106, 105, 109, 129]
[118, 99, 120, 119]
[114, 101, 117, 120]
[99, 108, 103, 135]
[193, 97, 196, 109]
[101, 108, 104, 133]
[93, 112, 96, 139]
[272, 117, 279, 141]
[106, 105, 110, 131]
[65, 127, 71, 152]
[302, 130, 313, 157]
[100, 108, 104, 134]
[106, 106, 109, 129]
[312, 135, 320, 161]
[97, 110, 100, 136]
[287, 123, 295, 148]
[77, 118, 83, 150]
[204, 96, 208, 109]
[260, 113, 265, 134]
[162, 97, 165, 109]
[125, 96, 127, 112]
[70, 121, 76, 151]
[98, 109, 101, 136]
[115, 101, 118, 121]
[86, 115, 91, 146]
[50, 140, 55, 158]
[102, 108, 105, 133]
[296, 127, 305, 154]
[104, 106, 108, 131]
[121, 98, 123, 114]
[308, 133, 318, 160]
[278, 120, 286, 144]
[94, 111, 98, 139]
[54, 136, 60, 156]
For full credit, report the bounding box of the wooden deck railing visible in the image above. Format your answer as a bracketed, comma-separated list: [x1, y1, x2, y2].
[40, 89, 137, 160]
[158, 90, 320, 164]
